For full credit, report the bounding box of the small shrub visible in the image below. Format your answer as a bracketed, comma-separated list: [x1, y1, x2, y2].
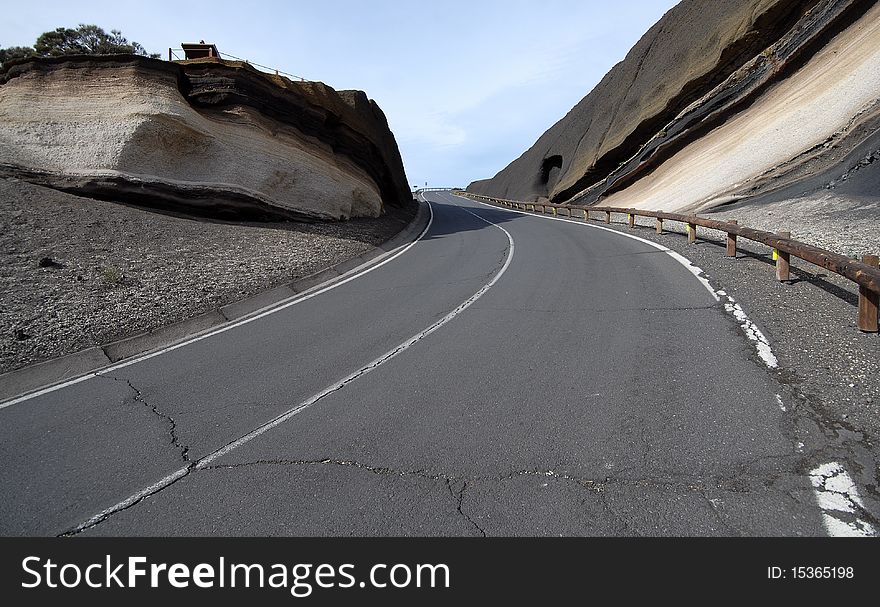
[101, 265, 123, 285]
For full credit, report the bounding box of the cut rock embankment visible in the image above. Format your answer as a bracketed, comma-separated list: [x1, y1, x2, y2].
[468, 0, 880, 220]
[0, 55, 411, 221]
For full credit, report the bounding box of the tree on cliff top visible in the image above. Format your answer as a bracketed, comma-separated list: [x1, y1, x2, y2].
[1, 24, 159, 67]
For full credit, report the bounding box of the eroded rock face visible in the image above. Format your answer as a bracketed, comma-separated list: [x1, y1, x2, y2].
[468, 0, 880, 213]
[0, 56, 410, 221]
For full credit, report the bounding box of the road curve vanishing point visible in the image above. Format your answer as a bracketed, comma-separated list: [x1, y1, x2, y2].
[0, 192, 876, 537]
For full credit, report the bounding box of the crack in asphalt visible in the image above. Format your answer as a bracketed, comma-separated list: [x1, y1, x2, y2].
[61, 445, 836, 537]
[204, 458, 489, 536]
[59, 376, 198, 536]
[61, 464, 194, 536]
[813, 484, 879, 526]
[203, 458, 752, 494]
[98, 374, 190, 463]
[201, 457, 788, 537]
[201, 458, 455, 483]
[810, 464, 880, 529]
[446, 479, 487, 538]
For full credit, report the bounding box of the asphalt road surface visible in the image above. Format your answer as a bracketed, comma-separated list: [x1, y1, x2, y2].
[1, 192, 875, 536]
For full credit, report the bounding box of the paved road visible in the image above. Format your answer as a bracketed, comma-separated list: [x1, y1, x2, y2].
[0, 192, 873, 536]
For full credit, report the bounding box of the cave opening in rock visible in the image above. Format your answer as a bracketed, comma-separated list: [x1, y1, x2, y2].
[540, 155, 563, 185]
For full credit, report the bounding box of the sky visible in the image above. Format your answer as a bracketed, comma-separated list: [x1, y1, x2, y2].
[1, 0, 680, 189]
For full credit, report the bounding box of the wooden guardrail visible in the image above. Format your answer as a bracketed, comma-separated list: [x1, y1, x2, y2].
[460, 192, 880, 333]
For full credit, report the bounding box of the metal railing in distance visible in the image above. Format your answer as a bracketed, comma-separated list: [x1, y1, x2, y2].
[460, 192, 880, 333]
[166, 48, 308, 82]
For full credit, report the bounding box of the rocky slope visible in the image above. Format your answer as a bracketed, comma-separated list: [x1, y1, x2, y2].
[0, 55, 410, 221]
[468, 0, 880, 216]
[0, 177, 416, 374]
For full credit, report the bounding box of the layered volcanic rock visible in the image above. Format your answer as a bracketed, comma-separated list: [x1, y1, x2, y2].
[468, 0, 880, 214]
[0, 55, 410, 220]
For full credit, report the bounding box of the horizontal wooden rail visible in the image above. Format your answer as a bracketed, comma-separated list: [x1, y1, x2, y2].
[460, 192, 880, 333]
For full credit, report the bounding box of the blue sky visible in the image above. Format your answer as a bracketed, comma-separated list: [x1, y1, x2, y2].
[1, 0, 679, 188]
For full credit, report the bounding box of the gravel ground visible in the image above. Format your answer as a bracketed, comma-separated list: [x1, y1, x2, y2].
[705, 194, 880, 258]
[594, 201, 880, 446]
[0, 178, 416, 375]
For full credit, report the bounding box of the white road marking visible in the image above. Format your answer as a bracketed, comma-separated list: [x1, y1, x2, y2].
[464, 196, 783, 369]
[65, 198, 516, 534]
[809, 462, 876, 537]
[721, 294, 778, 369]
[466, 196, 719, 301]
[1, 199, 436, 410]
[196, 205, 513, 469]
[775, 394, 787, 412]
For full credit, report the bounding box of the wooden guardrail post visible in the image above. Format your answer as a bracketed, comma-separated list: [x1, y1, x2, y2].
[688, 222, 697, 244]
[605, 211, 611, 224]
[859, 255, 879, 332]
[655, 218, 663, 234]
[628, 213, 635, 228]
[726, 221, 738, 257]
[776, 231, 791, 281]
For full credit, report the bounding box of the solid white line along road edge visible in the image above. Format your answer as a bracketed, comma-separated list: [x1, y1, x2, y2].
[462, 195, 783, 370]
[64, 204, 515, 535]
[0, 198, 437, 411]
[809, 461, 877, 537]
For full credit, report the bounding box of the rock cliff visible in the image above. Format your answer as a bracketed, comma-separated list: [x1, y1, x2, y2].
[468, 0, 880, 214]
[0, 55, 411, 221]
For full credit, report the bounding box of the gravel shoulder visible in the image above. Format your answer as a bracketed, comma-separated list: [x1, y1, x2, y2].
[0, 178, 416, 375]
[597, 198, 880, 446]
[705, 193, 880, 258]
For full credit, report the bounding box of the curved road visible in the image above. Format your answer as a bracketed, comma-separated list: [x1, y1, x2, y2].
[0, 192, 869, 536]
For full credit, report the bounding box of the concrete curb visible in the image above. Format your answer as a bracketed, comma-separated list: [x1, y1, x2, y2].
[0, 200, 430, 403]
